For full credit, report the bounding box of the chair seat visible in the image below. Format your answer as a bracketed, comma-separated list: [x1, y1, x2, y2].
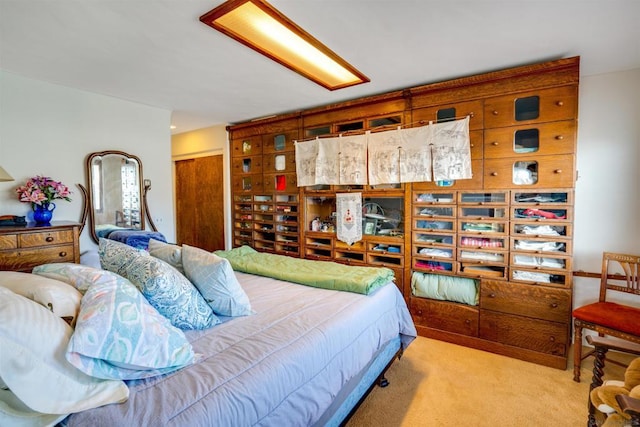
[573, 302, 640, 336]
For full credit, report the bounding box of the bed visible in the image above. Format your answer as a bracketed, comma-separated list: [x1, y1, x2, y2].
[0, 240, 416, 427]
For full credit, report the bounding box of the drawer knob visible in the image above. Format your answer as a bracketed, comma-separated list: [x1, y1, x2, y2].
[549, 336, 556, 342]
[492, 110, 499, 115]
[58, 251, 67, 258]
[554, 169, 562, 174]
[556, 101, 564, 107]
[550, 302, 558, 308]
[465, 319, 471, 325]
[469, 112, 475, 118]
[46, 236, 54, 242]
[492, 141, 499, 146]
[489, 293, 496, 298]
[555, 135, 564, 140]
[491, 172, 498, 176]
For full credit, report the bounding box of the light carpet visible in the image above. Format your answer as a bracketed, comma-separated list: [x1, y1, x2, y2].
[346, 337, 628, 427]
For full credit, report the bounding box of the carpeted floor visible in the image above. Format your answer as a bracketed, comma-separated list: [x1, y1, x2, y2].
[346, 337, 628, 427]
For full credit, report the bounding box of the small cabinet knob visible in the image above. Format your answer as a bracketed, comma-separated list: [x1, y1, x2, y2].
[58, 251, 67, 258]
[554, 169, 562, 174]
[492, 110, 499, 115]
[489, 293, 496, 298]
[492, 141, 499, 146]
[555, 135, 564, 140]
[491, 172, 498, 176]
[465, 319, 471, 325]
[45, 236, 54, 242]
[556, 101, 564, 107]
[549, 336, 556, 342]
[550, 302, 558, 308]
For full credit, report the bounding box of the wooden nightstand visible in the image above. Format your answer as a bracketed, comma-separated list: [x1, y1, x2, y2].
[0, 221, 80, 272]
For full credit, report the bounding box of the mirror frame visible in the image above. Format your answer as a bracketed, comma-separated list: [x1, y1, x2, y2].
[85, 150, 154, 243]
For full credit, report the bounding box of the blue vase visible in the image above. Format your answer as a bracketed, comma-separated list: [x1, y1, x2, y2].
[33, 202, 55, 225]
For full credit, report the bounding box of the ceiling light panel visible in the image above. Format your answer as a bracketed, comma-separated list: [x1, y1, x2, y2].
[200, 0, 369, 90]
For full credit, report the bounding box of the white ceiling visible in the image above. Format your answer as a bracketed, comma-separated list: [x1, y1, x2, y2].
[1, 0, 639, 135]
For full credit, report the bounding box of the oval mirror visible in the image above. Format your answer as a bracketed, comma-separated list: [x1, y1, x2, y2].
[86, 150, 147, 243]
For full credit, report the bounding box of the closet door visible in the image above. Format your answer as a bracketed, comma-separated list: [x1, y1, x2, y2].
[176, 155, 225, 251]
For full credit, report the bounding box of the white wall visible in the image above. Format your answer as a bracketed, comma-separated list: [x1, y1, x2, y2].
[171, 125, 231, 249]
[0, 71, 175, 252]
[573, 68, 640, 308]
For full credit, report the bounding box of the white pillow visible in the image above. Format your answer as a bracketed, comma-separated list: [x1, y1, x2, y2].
[0, 271, 82, 326]
[0, 287, 128, 416]
[147, 239, 183, 273]
[182, 244, 253, 317]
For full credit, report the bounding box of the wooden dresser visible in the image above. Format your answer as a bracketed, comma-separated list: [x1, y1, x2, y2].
[0, 221, 80, 272]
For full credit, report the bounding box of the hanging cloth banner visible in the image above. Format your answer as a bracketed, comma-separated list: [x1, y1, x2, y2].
[316, 137, 340, 184]
[399, 125, 432, 183]
[430, 116, 472, 181]
[338, 134, 368, 185]
[336, 192, 363, 245]
[294, 139, 318, 187]
[367, 129, 402, 185]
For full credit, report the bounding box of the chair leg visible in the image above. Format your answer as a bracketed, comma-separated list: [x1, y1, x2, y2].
[587, 344, 608, 427]
[574, 322, 583, 382]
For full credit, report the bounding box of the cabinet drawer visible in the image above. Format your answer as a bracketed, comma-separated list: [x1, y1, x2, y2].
[484, 120, 576, 158]
[484, 85, 578, 128]
[263, 173, 297, 192]
[232, 136, 263, 157]
[410, 297, 479, 337]
[412, 100, 484, 130]
[480, 280, 571, 322]
[232, 174, 264, 193]
[411, 159, 483, 190]
[484, 154, 575, 189]
[19, 230, 74, 247]
[479, 310, 567, 356]
[509, 267, 571, 288]
[0, 245, 76, 271]
[262, 130, 299, 153]
[0, 234, 17, 250]
[263, 152, 296, 173]
[232, 156, 263, 175]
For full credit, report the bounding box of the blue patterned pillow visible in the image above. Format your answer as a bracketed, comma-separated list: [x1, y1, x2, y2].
[182, 244, 253, 317]
[66, 269, 196, 380]
[99, 239, 219, 330]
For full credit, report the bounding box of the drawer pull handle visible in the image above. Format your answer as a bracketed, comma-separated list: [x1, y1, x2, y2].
[554, 169, 562, 174]
[492, 110, 499, 115]
[491, 172, 498, 176]
[555, 135, 564, 140]
[556, 101, 564, 107]
[550, 302, 558, 308]
[46, 236, 54, 242]
[492, 141, 499, 146]
[489, 293, 496, 298]
[58, 251, 67, 258]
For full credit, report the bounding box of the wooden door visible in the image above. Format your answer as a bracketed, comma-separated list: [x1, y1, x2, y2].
[175, 155, 225, 251]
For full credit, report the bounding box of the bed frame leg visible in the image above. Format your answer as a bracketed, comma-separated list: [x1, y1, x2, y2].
[377, 376, 389, 387]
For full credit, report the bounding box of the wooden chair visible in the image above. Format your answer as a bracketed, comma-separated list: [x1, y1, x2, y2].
[573, 252, 640, 382]
[586, 336, 640, 427]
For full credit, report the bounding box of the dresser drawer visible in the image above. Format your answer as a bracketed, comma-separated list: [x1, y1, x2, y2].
[484, 154, 575, 189]
[484, 120, 576, 158]
[484, 85, 578, 128]
[232, 136, 263, 157]
[480, 279, 571, 322]
[410, 296, 479, 337]
[479, 310, 568, 356]
[232, 156, 263, 175]
[0, 244, 76, 271]
[0, 234, 18, 250]
[19, 230, 74, 248]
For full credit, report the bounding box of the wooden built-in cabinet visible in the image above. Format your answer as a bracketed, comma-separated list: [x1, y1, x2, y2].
[0, 222, 81, 272]
[228, 57, 580, 369]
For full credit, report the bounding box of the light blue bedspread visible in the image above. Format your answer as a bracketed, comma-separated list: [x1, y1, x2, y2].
[61, 272, 416, 426]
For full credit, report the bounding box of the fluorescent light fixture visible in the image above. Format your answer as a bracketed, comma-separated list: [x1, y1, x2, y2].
[0, 165, 14, 182]
[200, 0, 369, 90]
